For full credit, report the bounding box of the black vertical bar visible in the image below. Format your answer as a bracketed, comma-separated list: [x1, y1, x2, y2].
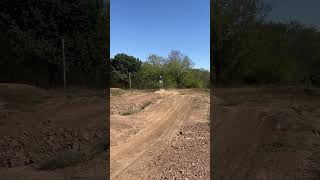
[105, 0, 110, 179]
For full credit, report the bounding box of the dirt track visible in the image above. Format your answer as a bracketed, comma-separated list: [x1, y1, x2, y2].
[0, 84, 106, 180]
[213, 87, 320, 180]
[0, 85, 209, 180]
[111, 89, 210, 179]
[2, 85, 320, 179]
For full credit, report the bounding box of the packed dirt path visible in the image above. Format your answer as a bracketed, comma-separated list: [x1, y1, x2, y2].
[212, 87, 320, 180]
[111, 89, 210, 179]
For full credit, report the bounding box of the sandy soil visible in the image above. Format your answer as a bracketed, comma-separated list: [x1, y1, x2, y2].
[212, 87, 320, 180]
[110, 89, 210, 180]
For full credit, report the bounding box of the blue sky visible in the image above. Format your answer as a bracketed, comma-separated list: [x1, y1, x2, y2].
[264, 0, 320, 27]
[110, 0, 210, 70]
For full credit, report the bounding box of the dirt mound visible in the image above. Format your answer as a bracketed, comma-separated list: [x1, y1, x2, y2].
[111, 90, 158, 115]
[0, 87, 106, 170]
[0, 83, 47, 109]
[110, 96, 138, 114]
[0, 83, 45, 96]
[154, 89, 177, 97]
[110, 88, 125, 96]
[0, 104, 105, 169]
[0, 125, 103, 168]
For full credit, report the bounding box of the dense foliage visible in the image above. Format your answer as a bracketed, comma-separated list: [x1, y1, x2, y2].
[212, 0, 320, 87]
[111, 51, 210, 89]
[0, 0, 107, 88]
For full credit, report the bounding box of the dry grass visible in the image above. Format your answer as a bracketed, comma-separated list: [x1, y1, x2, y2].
[121, 101, 153, 116]
[110, 88, 126, 96]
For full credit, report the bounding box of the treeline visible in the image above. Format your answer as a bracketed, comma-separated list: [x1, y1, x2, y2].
[111, 51, 210, 89]
[0, 0, 107, 89]
[212, 0, 320, 87]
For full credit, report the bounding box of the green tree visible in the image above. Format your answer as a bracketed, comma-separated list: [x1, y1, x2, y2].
[0, 0, 106, 88]
[165, 50, 193, 88]
[111, 53, 142, 88]
[212, 0, 270, 86]
[137, 55, 166, 89]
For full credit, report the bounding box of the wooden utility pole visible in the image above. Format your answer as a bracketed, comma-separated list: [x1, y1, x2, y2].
[62, 37, 66, 94]
[129, 72, 132, 90]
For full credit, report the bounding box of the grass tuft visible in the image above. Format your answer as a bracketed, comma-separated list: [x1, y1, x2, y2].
[121, 101, 152, 116]
[121, 109, 139, 116]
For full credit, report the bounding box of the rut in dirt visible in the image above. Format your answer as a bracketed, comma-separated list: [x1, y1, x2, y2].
[110, 94, 194, 179]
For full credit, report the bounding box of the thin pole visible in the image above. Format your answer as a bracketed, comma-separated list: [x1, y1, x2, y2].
[62, 37, 66, 94]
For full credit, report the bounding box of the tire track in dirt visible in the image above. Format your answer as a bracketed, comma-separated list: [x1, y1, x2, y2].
[111, 93, 194, 179]
[116, 92, 210, 180]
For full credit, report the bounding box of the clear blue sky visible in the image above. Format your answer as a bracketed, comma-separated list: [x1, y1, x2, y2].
[110, 0, 210, 70]
[263, 0, 320, 27]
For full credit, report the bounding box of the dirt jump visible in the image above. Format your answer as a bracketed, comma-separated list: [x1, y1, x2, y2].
[0, 85, 210, 180]
[110, 89, 210, 179]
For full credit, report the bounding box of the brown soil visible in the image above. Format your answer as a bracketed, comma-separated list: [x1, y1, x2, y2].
[110, 89, 159, 115]
[0, 85, 210, 180]
[213, 87, 320, 180]
[0, 84, 106, 180]
[111, 89, 210, 180]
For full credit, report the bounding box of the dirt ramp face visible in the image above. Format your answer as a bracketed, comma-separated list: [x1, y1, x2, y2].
[111, 90, 159, 115]
[154, 89, 180, 97]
